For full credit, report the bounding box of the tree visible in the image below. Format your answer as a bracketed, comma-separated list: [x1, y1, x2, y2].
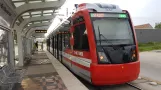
[155, 22, 161, 29]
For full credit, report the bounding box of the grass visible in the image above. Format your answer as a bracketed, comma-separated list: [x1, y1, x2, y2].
[138, 42, 161, 52]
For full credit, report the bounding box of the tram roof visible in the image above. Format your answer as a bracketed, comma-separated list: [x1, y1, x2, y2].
[47, 3, 123, 38]
[47, 16, 71, 37]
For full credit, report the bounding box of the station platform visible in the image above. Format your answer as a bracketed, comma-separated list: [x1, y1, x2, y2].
[15, 51, 88, 90]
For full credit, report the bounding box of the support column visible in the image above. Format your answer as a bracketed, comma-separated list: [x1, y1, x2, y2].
[31, 38, 34, 51]
[8, 31, 15, 66]
[17, 31, 24, 67]
[26, 39, 31, 55]
[23, 38, 27, 56]
[31, 38, 34, 52]
[32, 38, 35, 51]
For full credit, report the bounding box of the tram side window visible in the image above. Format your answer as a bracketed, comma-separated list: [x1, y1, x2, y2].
[64, 33, 71, 49]
[73, 23, 89, 51]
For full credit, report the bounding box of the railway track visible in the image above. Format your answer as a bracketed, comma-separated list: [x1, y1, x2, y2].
[93, 83, 143, 90]
[126, 83, 143, 90]
[76, 75, 143, 90]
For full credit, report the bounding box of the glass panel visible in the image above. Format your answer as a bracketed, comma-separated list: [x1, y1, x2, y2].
[42, 21, 49, 23]
[46, 0, 58, 1]
[31, 11, 41, 14]
[43, 13, 52, 16]
[34, 22, 41, 24]
[29, 1, 41, 3]
[14, 2, 25, 7]
[22, 16, 30, 19]
[32, 15, 41, 17]
[28, 23, 33, 25]
[22, 13, 30, 16]
[92, 18, 134, 45]
[43, 10, 53, 13]
[12, 0, 24, 1]
[54, 10, 59, 13]
[0, 29, 8, 67]
[14, 32, 18, 65]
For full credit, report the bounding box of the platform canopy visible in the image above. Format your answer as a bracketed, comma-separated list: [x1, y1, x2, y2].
[0, 0, 66, 38]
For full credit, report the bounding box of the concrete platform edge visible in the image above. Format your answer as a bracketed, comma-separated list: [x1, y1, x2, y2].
[46, 51, 88, 90]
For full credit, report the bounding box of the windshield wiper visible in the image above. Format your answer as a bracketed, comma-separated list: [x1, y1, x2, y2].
[97, 26, 112, 64]
[98, 30, 116, 50]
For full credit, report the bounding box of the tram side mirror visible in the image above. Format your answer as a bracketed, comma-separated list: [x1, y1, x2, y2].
[70, 37, 74, 46]
[70, 27, 74, 33]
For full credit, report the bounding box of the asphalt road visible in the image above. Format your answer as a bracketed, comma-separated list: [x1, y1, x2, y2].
[140, 50, 161, 83]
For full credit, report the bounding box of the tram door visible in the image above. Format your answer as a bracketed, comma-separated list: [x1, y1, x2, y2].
[56, 34, 59, 60]
[55, 35, 57, 59]
[48, 38, 50, 52]
[58, 33, 63, 61]
[50, 37, 53, 53]
[61, 33, 65, 62]
[52, 36, 54, 55]
[54, 36, 56, 57]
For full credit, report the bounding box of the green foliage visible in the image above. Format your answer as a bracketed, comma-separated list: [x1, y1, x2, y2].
[139, 42, 161, 52]
[155, 22, 161, 29]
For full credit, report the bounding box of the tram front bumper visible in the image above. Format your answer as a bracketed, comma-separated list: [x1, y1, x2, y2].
[90, 61, 140, 85]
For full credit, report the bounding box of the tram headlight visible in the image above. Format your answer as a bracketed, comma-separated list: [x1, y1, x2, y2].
[98, 52, 109, 63]
[131, 50, 137, 61]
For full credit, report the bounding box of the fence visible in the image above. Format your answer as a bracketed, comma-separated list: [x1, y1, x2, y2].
[135, 29, 161, 43]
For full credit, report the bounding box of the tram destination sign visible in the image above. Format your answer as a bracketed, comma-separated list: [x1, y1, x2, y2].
[90, 13, 128, 18]
[35, 30, 47, 33]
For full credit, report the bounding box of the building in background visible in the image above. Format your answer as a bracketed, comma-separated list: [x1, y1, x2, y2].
[134, 23, 153, 29]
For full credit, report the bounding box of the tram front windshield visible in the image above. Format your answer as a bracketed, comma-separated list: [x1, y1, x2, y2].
[90, 13, 135, 46]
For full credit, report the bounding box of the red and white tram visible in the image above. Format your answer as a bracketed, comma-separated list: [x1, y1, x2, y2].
[47, 3, 140, 85]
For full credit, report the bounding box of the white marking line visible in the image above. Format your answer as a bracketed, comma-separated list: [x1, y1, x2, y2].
[140, 76, 161, 85]
[62, 52, 91, 68]
[149, 82, 158, 86]
[46, 51, 88, 90]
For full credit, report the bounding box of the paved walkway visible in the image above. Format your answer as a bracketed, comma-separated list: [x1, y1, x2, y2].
[17, 51, 67, 90]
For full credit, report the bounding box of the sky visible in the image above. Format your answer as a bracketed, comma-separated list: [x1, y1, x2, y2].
[58, 0, 161, 27]
[46, 0, 161, 36]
